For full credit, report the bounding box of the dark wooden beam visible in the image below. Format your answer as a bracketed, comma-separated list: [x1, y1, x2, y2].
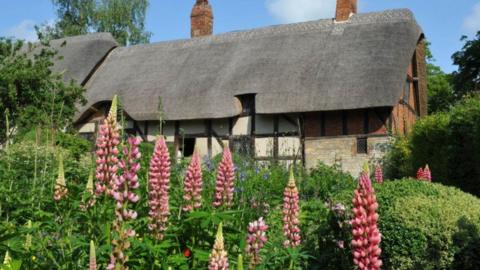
[174, 121, 180, 159]
[342, 111, 348, 135]
[299, 114, 306, 167]
[273, 115, 279, 161]
[206, 120, 212, 157]
[211, 129, 225, 148]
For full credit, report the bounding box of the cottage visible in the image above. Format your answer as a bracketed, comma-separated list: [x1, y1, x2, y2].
[54, 0, 426, 176]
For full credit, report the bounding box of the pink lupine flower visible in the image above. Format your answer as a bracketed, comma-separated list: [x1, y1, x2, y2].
[416, 167, 424, 180]
[351, 172, 382, 270]
[283, 169, 301, 248]
[89, 240, 96, 270]
[423, 165, 432, 182]
[246, 217, 268, 266]
[208, 222, 229, 270]
[80, 170, 96, 210]
[375, 164, 383, 184]
[213, 147, 235, 208]
[183, 152, 203, 212]
[95, 96, 121, 196]
[54, 153, 68, 201]
[107, 137, 141, 270]
[148, 137, 171, 240]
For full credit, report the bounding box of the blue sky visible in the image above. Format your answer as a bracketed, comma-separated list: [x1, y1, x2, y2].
[1, 0, 479, 73]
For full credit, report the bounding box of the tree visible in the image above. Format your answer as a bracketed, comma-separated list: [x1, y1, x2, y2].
[452, 31, 480, 97]
[94, 0, 151, 46]
[52, 0, 96, 37]
[40, 0, 151, 46]
[0, 38, 85, 144]
[425, 41, 455, 113]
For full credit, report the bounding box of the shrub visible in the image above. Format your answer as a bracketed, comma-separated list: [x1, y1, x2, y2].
[329, 179, 480, 269]
[383, 136, 413, 180]
[302, 162, 355, 201]
[385, 96, 480, 196]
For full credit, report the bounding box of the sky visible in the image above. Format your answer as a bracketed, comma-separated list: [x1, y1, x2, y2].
[0, 0, 479, 73]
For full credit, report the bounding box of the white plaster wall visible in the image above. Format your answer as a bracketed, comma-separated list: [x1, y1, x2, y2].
[255, 137, 274, 157]
[279, 137, 300, 156]
[212, 139, 229, 157]
[232, 116, 251, 135]
[195, 137, 209, 157]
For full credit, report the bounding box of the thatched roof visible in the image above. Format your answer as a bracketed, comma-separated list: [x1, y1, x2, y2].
[48, 33, 118, 84]
[76, 9, 422, 122]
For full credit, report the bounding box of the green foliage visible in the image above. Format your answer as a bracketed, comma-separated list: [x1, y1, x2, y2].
[425, 41, 456, 113]
[329, 179, 480, 270]
[0, 38, 85, 144]
[452, 31, 480, 97]
[302, 162, 355, 201]
[383, 136, 412, 180]
[3, 128, 480, 269]
[42, 0, 151, 45]
[387, 96, 480, 195]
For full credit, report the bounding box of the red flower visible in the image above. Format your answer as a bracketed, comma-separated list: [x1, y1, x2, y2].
[416, 167, 424, 180]
[183, 248, 192, 258]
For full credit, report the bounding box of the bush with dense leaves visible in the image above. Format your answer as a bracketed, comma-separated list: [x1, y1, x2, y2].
[324, 179, 480, 269]
[384, 96, 480, 196]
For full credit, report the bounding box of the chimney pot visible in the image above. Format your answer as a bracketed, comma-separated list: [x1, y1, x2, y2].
[336, 0, 357, 22]
[191, 0, 213, 38]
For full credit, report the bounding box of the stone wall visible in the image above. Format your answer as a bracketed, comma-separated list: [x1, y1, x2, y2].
[305, 136, 390, 177]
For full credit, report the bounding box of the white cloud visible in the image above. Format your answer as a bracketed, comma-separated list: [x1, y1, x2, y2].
[464, 2, 480, 33]
[266, 0, 336, 23]
[5, 20, 38, 41]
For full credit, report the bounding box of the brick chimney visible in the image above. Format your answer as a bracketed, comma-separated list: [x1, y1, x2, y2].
[191, 0, 213, 38]
[336, 0, 357, 22]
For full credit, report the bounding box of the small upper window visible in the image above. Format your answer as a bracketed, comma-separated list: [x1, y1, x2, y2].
[236, 94, 256, 116]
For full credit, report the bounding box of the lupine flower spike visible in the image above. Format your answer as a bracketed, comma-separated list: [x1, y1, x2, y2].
[148, 137, 171, 240]
[351, 172, 382, 270]
[208, 222, 229, 270]
[213, 147, 235, 208]
[283, 168, 301, 248]
[54, 153, 68, 201]
[90, 240, 97, 270]
[3, 251, 12, 265]
[416, 167, 424, 180]
[81, 170, 96, 210]
[107, 137, 141, 270]
[237, 254, 244, 270]
[375, 164, 383, 184]
[24, 220, 32, 251]
[183, 152, 203, 212]
[95, 95, 121, 196]
[246, 217, 268, 267]
[423, 165, 432, 182]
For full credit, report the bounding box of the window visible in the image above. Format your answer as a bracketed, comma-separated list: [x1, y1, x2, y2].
[357, 137, 368, 154]
[236, 94, 256, 116]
